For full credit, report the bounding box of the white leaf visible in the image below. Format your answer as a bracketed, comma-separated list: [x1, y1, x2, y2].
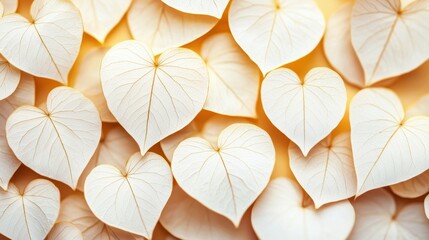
[172, 123, 275, 226]
[161, 0, 229, 18]
[71, 0, 131, 43]
[261, 67, 347, 156]
[0, 179, 60, 240]
[201, 32, 259, 118]
[0, 74, 34, 190]
[101, 40, 209, 155]
[406, 93, 429, 118]
[160, 186, 257, 240]
[127, 0, 217, 55]
[0, 0, 83, 84]
[349, 188, 429, 239]
[0, 0, 17, 15]
[47, 223, 83, 240]
[76, 125, 139, 191]
[73, 47, 116, 122]
[425, 194, 429, 219]
[0, 54, 20, 100]
[289, 133, 356, 208]
[351, 0, 429, 85]
[350, 88, 429, 195]
[228, 0, 325, 75]
[85, 152, 173, 239]
[390, 170, 429, 198]
[58, 194, 145, 240]
[323, 3, 365, 88]
[251, 178, 355, 240]
[6, 87, 101, 189]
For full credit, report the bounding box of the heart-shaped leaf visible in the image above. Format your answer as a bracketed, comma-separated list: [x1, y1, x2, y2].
[71, 0, 132, 43]
[161, 0, 229, 18]
[6, 86, 101, 189]
[47, 223, 82, 240]
[0, 179, 60, 240]
[324, 3, 365, 88]
[172, 123, 275, 226]
[0, 74, 34, 190]
[0, 0, 17, 15]
[349, 189, 429, 239]
[350, 88, 429, 195]
[228, 0, 325, 75]
[351, 0, 429, 85]
[251, 178, 355, 239]
[160, 186, 257, 240]
[261, 67, 347, 156]
[0, 55, 20, 100]
[289, 133, 356, 208]
[73, 47, 116, 122]
[0, 0, 83, 84]
[76, 125, 139, 191]
[201, 32, 259, 118]
[391, 170, 429, 198]
[127, 0, 217, 55]
[101, 40, 209, 155]
[85, 152, 173, 239]
[58, 194, 145, 240]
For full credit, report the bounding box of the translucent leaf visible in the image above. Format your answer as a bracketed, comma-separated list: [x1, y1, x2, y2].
[390, 170, 429, 198]
[0, 73, 34, 190]
[0, 0, 17, 15]
[350, 88, 429, 195]
[47, 223, 82, 240]
[101, 40, 209, 155]
[71, 0, 132, 43]
[251, 178, 355, 240]
[406, 93, 429, 118]
[172, 123, 275, 226]
[160, 185, 257, 240]
[58, 194, 145, 240]
[0, 0, 83, 84]
[127, 0, 217, 54]
[351, 0, 429, 85]
[289, 133, 356, 208]
[261, 67, 347, 156]
[323, 3, 365, 88]
[349, 189, 429, 239]
[229, 0, 325, 75]
[201, 32, 259, 118]
[161, 0, 229, 18]
[6, 87, 101, 189]
[0, 54, 20, 101]
[0, 179, 60, 240]
[85, 152, 173, 239]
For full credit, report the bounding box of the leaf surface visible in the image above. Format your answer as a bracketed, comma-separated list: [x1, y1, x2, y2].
[47, 223, 83, 240]
[0, 55, 20, 100]
[161, 0, 229, 18]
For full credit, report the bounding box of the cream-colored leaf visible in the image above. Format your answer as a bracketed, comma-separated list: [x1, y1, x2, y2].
[76, 125, 139, 191]
[101, 40, 209, 155]
[251, 178, 355, 240]
[261, 67, 347, 156]
[390, 170, 429, 198]
[47, 223, 82, 240]
[351, 0, 429, 85]
[406, 93, 429, 118]
[0, 179, 60, 240]
[73, 48, 116, 122]
[0, 0, 17, 15]
[0, 74, 34, 190]
[127, 0, 217, 55]
[350, 88, 429, 195]
[71, 0, 131, 43]
[6, 87, 101, 189]
[0, 55, 20, 100]
[85, 152, 173, 239]
[425, 194, 429, 219]
[323, 3, 365, 88]
[172, 123, 275, 226]
[0, 0, 83, 84]
[161, 0, 229, 18]
[160, 186, 257, 240]
[58, 194, 144, 240]
[201, 32, 259, 118]
[289, 133, 356, 208]
[229, 0, 325, 75]
[349, 189, 429, 239]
